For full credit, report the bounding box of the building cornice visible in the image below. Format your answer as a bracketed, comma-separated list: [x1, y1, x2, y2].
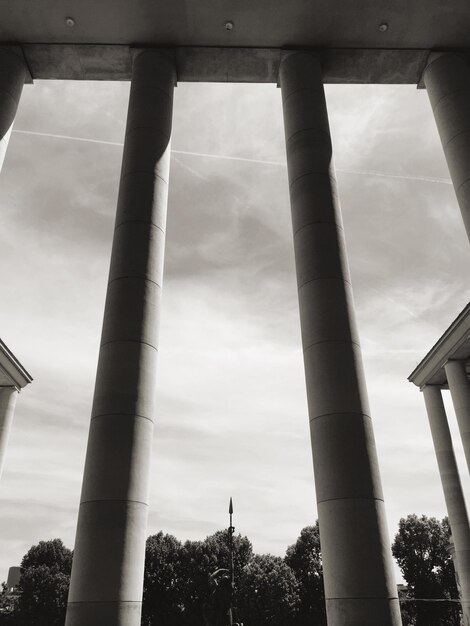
[1, 44, 434, 84]
[408, 303, 470, 389]
[0, 339, 33, 391]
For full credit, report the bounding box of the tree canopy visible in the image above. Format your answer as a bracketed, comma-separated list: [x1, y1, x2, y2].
[5, 515, 461, 626]
[392, 514, 460, 626]
[285, 522, 326, 626]
[3, 538, 73, 626]
[143, 529, 254, 625]
[237, 554, 300, 626]
[142, 532, 184, 626]
[142, 527, 314, 625]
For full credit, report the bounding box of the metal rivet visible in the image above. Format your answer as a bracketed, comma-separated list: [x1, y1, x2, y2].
[65, 17, 75, 27]
[379, 22, 389, 32]
[225, 21, 234, 31]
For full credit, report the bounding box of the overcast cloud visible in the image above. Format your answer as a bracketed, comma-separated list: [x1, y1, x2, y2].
[0, 79, 469, 583]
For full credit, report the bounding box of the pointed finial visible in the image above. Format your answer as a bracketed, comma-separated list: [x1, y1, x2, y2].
[229, 497, 233, 515]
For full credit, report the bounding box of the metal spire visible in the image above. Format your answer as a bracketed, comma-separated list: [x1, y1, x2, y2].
[228, 497, 235, 626]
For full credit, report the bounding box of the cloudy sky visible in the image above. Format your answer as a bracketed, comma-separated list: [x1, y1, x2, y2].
[0, 76, 469, 584]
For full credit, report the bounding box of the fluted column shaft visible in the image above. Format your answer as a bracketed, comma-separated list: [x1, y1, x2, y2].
[445, 360, 470, 475]
[65, 50, 175, 626]
[279, 51, 401, 626]
[422, 385, 470, 625]
[0, 48, 26, 172]
[423, 53, 470, 242]
[0, 387, 18, 479]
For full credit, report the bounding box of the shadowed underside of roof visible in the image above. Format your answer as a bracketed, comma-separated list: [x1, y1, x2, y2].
[2, 1, 470, 82]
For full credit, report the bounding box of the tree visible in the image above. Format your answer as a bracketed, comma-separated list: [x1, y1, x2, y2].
[237, 554, 300, 626]
[142, 529, 253, 626]
[0, 581, 19, 624]
[14, 538, 72, 626]
[397, 586, 416, 626]
[142, 532, 184, 626]
[285, 523, 326, 626]
[178, 530, 253, 625]
[392, 514, 460, 626]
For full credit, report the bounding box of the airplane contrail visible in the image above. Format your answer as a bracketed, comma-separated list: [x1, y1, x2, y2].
[12, 129, 286, 166]
[171, 148, 285, 167]
[12, 128, 452, 185]
[339, 167, 451, 185]
[13, 128, 125, 148]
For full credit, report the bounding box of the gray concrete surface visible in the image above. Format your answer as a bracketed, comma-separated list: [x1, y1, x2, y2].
[423, 385, 470, 625]
[64, 49, 175, 626]
[2, 2, 470, 81]
[408, 304, 470, 389]
[424, 53, 470, 242]
[279, 50, 401, 626]
[2, 1, 470, 50]
[0, 48, 26, 171]
[0, 387, 17, 480]
[0, 340, 32, 481]
[14, 45, 431, 83]
[445, 360, 470, 475]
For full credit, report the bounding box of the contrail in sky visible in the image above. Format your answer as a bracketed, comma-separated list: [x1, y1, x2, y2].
[172, 148, 285, 167]
[12, 128, 452, 185]
[13, 128, 124, 148]
[12, 129, 285, 166]
[339, 168, 451, 185]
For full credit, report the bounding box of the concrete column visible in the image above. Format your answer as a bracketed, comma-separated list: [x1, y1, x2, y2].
[0, 48, 26, 172]
[423, 53, 470, 242]
[422, 385, 470, 625]
[65, 50, 175, 626]
[445, 360, 470, 475]
[279, 51, 401, 626]
[0, 387, 18, 479]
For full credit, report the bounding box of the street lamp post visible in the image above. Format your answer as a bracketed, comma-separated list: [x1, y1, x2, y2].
[228, 497, 235, 626]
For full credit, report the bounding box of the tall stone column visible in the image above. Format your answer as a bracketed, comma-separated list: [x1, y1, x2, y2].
[0, 48, 26, 172]
[0, 387, 18, 479]
[279, 51, 401, 626]
[445, 360, 470, 475]
[65, 50, 175, 626]
[422, 385, 470, 625]
[423, 53, 470, 242]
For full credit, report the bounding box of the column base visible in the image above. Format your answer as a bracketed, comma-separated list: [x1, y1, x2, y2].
[325, 597, 402, 626]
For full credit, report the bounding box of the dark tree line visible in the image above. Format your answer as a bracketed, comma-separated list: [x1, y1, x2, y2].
[392, 514, 461, 626]
[0, 526, 325, 626]
[142, 526, 325, 626]
[0, 539, 72, 625]
[0, 515, 462, 626]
